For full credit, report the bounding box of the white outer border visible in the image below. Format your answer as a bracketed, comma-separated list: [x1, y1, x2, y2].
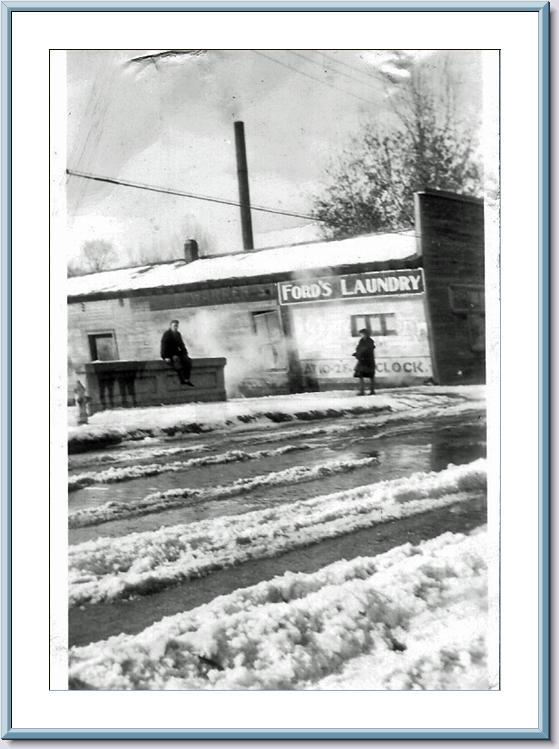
[6, 5, 544, 737]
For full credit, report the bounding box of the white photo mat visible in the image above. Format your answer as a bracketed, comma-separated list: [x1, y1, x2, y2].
[5, 2, 548, 738]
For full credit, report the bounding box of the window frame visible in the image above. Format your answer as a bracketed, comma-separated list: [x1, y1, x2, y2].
[87, 330, 119, 362]
[350, 313, 397, 337]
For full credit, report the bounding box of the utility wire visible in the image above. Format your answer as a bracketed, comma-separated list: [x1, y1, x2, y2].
[67, 168, 321, 222]
[319, 50, 386, 87]
[66, 168, 417, 238]
[252, 50, 376, 106]
[286, 50, 384, 94]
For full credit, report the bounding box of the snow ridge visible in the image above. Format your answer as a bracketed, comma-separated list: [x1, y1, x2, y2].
[68, 444, 313, 492]
[68, 401, 393, 453]
[69, 442, 210, 469]
[69, 395, 484, 454]
[68, 460, 486, 605]
[67, 455, 380, 528]
[227, 402, 484, 446]
[69, 388, 485, 454]
[69, 530, 488, 690]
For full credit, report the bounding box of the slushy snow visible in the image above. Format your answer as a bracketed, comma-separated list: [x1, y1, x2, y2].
[68, 444, 313, 491]
[68, 459, 486, 606]
[68, 529, 488, 690]
[69, 387, 485, 452]
[69, 442, 210, 469]
[68, 455, 380, 528]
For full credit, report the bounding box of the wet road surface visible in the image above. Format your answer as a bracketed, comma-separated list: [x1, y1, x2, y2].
[69, 409, 486, 647]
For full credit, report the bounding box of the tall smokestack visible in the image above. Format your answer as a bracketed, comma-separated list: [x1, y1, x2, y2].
[234, 121, 254, 251]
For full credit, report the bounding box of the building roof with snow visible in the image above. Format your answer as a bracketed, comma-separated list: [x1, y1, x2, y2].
[256, 223, 323, 248]
[67, 231, 419, 302]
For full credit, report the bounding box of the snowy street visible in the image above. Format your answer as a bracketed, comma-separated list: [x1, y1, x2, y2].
[67, 386, 490, 689]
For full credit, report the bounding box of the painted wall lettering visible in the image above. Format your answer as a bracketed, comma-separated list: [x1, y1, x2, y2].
[278, 269, 424, 305]
[150, 283, 276, 310]
[301, 357, 433, 379]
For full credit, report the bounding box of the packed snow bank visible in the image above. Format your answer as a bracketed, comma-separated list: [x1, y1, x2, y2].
[68, 459, 486, 606]
[68, 386, 485, 453]
[68, 393, 391, 453]
[68, 455, 380, 528]
[69, 529, 488, 690]
[69, 396, 485, 467]
[312, 596, 487, 690]
[68, 444, 312, 492]
[226, 400, 485, 446]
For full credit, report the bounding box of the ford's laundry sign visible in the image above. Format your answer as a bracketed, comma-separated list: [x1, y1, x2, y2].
[278, 269, 425, 305]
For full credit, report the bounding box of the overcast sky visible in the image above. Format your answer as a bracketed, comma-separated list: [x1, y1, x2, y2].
[65, 49, 483, 264]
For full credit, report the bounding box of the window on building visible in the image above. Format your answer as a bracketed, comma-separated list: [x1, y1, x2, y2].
[251, 311, 286, 369]
[350, 313, 397, 337]
[88, 332, 118, 361]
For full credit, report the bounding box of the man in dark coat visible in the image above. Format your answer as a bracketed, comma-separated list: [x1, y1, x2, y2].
[160, 320, 194, 386]
[353, 328, 376, 395]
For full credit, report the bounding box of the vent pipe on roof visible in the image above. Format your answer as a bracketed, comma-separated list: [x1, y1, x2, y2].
[234, 121, 254, 251]
[184, 238, 199, 263]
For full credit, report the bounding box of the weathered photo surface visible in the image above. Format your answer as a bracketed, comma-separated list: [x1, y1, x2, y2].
[64, 49, 495, 691]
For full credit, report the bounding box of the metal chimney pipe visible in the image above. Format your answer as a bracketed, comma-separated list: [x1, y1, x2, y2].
[183, 238, 199, 262]
[234, 121, 254, 250]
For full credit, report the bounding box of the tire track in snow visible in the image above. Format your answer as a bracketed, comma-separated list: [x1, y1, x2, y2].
[68, 455, 380, 529]
[69, 529, 487, 690]
[68, 444, 313, 492]
[68, 459, 486, 605]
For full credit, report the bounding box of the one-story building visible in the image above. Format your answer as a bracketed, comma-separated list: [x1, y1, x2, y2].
[67, 189, 485, 400]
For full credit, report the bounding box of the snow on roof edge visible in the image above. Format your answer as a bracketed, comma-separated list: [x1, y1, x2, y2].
[67, 231, 419, 300]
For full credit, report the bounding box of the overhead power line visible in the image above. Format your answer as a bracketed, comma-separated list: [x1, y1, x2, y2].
[66, 168, 417, 239]
[66, 168, 321, 222]
[318, 50, 385, 87]
[252, 50, 377, 106]
[286, 50, 383, 94]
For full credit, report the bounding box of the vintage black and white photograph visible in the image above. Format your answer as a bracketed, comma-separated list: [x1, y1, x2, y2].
[63, 48, 495, 691]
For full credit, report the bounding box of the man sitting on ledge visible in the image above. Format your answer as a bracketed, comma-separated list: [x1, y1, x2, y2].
[160, 319, 195, 387]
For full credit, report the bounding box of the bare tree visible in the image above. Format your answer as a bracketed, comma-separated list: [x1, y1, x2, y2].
[81, 239, 117, 272]
[311, 57, 482, 239]
[67, 239, 118, 276]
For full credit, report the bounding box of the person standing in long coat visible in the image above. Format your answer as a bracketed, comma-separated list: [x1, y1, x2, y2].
[353, 328, 376, 395]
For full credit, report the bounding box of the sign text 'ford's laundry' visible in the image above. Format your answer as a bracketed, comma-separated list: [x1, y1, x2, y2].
[278, 269, 425, 305]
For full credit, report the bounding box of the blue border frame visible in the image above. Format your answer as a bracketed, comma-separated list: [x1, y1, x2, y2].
[0, 0, 552, 7]
[1, 1, 550, 740]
